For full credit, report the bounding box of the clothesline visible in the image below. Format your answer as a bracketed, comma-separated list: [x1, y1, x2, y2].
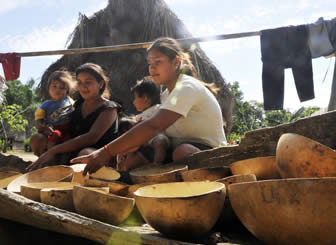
[16, 31, 261, 58]
[5, 18, 336, 111]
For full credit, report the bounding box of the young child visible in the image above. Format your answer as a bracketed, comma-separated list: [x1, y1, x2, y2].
[131, 77, 161, 122]
[116, 78, 170, 171]
[30, 70, 75, 156]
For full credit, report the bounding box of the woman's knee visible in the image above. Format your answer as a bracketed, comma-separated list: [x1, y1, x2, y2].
[172, 144, 201, 161]
[30, 133, 47, 156]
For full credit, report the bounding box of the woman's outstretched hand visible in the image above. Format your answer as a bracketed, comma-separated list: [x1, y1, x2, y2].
[70, 147, 110, 176]
[26, 150, 56, 172]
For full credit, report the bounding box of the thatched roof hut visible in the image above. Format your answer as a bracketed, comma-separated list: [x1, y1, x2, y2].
[39, 0, 232, 134]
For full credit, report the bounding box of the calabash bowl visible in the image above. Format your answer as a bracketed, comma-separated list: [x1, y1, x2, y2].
[134, 181, 225, 238]
[89, 167, 120, 181]
[216, 174, 257, 226]
[129, 163, 188, 184]
[229, 178, 336, 245]
[181, 166, 231, 182]
[73, 185, 134, 225]
[20, 181, 77, 202]
[276, 133, 336, 178]
[40, 186, 76, 211]
[7, 165, 73, 193]
[69, 164, 88, 185]
[230, 156, 280, 180]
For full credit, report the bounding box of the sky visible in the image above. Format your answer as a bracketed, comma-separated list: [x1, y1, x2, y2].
[1, 0, 336, 111]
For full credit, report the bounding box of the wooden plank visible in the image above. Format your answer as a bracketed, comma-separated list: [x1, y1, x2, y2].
[0, 189, 198, 245]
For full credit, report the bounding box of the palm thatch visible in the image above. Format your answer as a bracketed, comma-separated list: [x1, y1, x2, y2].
[39, 0, 233, 134]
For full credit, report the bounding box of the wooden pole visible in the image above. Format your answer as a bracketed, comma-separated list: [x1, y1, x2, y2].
[16, 31, 261, 58]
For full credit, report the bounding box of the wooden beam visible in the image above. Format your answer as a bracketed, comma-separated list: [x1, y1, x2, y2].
[16, 31, 261, 58]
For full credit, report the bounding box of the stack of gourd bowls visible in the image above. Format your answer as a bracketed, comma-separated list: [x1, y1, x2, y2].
[5, 164, 135, 226]
[2, 133, 333, 244]
[0, 160, 252, 240]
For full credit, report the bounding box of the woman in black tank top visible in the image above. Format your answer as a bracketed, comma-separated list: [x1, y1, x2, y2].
[27, 63, 121, 171]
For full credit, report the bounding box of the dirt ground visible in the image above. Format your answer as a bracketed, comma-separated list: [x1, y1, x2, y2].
[3, 149, 38, 162]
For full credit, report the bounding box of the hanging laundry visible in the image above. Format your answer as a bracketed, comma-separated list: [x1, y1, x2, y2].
[308, 17, 335, 58]
[0, 53, 21, 81]
[325, 18, 336, 50]
[260, 25, 314, 110]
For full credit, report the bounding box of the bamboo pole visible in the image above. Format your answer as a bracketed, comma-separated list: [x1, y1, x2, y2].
[16, 31, 261, 58]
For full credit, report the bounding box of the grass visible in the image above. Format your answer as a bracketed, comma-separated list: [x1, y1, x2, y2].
[2, 149, 38, 162]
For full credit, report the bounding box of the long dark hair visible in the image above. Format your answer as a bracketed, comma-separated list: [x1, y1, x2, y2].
[147, 37, 219, 95]
[75, 63, 110, 99]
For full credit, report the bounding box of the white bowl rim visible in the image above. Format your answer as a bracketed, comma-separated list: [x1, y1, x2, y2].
[134, 181, 225, 199]
[130, 164, 188, 177]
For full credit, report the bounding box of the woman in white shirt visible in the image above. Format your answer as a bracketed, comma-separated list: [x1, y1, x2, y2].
[72, 37, 227, 175]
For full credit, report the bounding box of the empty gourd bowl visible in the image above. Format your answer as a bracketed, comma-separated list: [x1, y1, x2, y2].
[89, 167, 120, 182]
[134, 181, 226, 239]
[108, 182, 150, 226]
[7, 165, 74, 193]
[230, 156, 281, 180]
[276, 133, 336, 178]
[20, 182, 77, 202]
[116, 182, 156, 198]
[73, 185, 135, 226]
[70, 164, 88, 185]
[0, 174, 22, 189]
[84, 178, 112, 187]
[181, 166, 231, 182]
[229, 178, 336, 245]
[216, 174, 257, 227]
[40, 186, 77, 211]
[83, 167, 121, 187]
[108, 181, 129, 194]
[129, 163, 188, 184]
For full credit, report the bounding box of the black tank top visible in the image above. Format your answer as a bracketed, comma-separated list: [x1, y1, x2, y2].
[70, 98, 121, 149]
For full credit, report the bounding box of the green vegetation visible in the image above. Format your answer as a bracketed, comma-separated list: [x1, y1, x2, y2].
[0, 104, 28, 152]
[228, 81, 320, 143]
[4, 79, 41, 113]
[0, 79, 41, 152]
[24, 138, 32, 152]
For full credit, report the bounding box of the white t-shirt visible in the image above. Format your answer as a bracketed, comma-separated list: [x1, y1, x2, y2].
[135, 104, 160, 121]
[160, 74, 227, 147]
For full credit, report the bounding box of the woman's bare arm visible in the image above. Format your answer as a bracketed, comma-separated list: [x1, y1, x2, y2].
[108, 109, 179, 155]
[51, 108, 117, 154]
[26, 108, 117, 171]
[71, 109, 181, 175]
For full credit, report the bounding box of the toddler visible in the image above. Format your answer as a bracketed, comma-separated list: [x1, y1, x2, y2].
[131, 77, 161, 122]
[116, 78, 170, 171]
[31, 70, 75, 155]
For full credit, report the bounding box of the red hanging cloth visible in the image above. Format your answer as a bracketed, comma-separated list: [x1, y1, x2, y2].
[0, 53, 21, 81]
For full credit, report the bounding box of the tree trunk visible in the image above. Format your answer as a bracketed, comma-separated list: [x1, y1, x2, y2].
[0, 119, 8, 153]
